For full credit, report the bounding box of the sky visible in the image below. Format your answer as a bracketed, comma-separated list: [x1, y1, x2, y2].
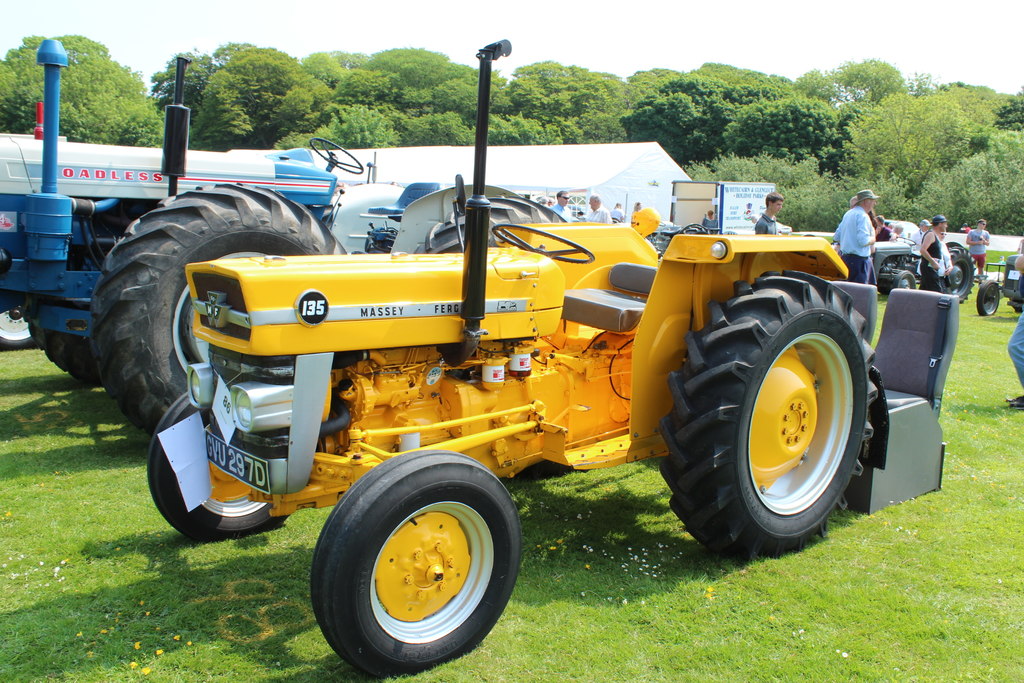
[2, 0, 1022, 95]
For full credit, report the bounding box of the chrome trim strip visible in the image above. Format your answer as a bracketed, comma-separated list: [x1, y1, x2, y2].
[248, 298, 532, 327]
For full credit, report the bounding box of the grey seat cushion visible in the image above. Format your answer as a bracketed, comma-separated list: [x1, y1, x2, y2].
[609, 263, 657, 296]
[562, 289, 645, 332]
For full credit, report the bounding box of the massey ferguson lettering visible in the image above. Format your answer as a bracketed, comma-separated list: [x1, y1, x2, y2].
[434, 303, 461, 314]
[360, 305, 405, 318]
[61, 167, 163, 182]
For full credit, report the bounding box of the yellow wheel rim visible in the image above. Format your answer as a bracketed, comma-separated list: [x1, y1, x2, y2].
[750, 348, 818, 491]
[375, 511, 472, 623]
[747, 333, 854, 515]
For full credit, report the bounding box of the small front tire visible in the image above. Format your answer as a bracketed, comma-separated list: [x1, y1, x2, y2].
[311, 451, 521, 677]
[976, 279, 1001, 316]
[148, 394, 286, 542]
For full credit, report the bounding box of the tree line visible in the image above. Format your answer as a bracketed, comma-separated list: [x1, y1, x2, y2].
[2, 34, 1024, 233]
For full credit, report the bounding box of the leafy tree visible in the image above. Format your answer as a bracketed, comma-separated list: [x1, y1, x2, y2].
[192, 47, 331, 150]
[334, 69, 397, 107]
[277, 104, 398, 149]
[489, 114, 562, 145]
[996, 95, 1024, 130]
[505, 61, 626, 127]
[625, 68, 683, 107]
[847, 92, 979, 194]
[398, 112, 472, 146]
[150, 43, 254, 111]
[724, 98, 842, 165]
[623, 74, 783, 164]
[301, 51, 370, 89]
[0, 35, 161, 146]
[915, 132, 1024, 233]
[796, 60, 906, 105]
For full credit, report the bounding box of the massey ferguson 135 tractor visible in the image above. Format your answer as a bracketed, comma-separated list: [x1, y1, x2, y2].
[150, 41, 953, 677]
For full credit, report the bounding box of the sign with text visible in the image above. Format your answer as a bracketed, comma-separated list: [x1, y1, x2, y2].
[719, 182, 776, 234]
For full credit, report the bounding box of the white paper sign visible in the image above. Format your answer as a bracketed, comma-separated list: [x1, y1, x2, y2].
[212, 377, 236, 443]
[156, 412, 212, 512]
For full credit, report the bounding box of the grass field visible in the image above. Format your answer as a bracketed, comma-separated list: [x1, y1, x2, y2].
[2, 289, 1023, 682]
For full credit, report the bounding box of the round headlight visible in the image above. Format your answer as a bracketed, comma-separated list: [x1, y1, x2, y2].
[710, 241, 728, 259]
[186, 363, 214, 408]
[231, 387, 253, 431]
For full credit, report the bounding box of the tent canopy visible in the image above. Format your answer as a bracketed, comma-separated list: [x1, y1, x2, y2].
[347, 142, 689, 219]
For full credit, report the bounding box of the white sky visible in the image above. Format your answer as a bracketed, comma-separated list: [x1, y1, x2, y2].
[2, 0, 1022, 95]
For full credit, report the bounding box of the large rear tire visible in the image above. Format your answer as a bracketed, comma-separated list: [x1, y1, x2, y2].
[311, 451, 521, 677]
[659, 272, 873, 558]
[946, 246, 974, 302]
[148, 394, 286, 542]
[92, 185, 341, 432]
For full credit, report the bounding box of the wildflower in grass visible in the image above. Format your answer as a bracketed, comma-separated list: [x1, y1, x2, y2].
[173, 635, 181, 641]
[134, 642, 141, 650]
[142, 667, 151, 674]
[704, 586, 716, 601]
[76, 632, 82, 637]
[156, 649, 164, 655]
[187, 641, 192, 646]
[130, 662, 138, 669]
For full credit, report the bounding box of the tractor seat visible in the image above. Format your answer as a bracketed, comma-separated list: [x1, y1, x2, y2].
[561, 263, 657, 332]
[366, 182, 443, 220]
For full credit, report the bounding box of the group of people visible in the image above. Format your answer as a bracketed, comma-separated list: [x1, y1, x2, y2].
[543, 192, 634, 224]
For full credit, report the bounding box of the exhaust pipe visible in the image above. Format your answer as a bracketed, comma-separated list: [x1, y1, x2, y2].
[439, 39, 511, 366]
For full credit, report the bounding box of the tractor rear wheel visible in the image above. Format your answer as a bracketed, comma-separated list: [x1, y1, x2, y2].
[659, 273, 874, 558]
[311, 451, 520, 677]
[976, 279, 1001, 316]
[92, 185, 341, 432]
[946, 246, 974, 302]
[148, 394, 287, 542]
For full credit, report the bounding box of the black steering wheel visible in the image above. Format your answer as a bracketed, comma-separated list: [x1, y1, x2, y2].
[309, 137, 364, 175]
[681, 223, 711, 235]
[491, 223, 595, 264]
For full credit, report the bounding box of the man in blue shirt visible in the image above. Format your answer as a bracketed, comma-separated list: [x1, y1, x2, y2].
[836, 189, 879, 284]
[551, 191, 573, 220]
[755, 192, 784, 234]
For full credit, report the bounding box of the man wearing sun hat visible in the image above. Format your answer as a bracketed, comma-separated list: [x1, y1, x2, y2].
[835, 189, 879, 284]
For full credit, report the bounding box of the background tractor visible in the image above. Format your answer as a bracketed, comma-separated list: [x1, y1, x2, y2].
[149, 40, 956, 678]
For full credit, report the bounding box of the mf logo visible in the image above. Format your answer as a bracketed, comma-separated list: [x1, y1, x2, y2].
[496, 300, 518, 312]
[206, 291, 230, 328]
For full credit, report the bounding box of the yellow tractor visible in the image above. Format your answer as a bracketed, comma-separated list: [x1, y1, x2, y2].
[150, 41, 878, 676]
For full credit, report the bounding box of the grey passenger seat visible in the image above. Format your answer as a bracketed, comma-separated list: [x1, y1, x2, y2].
[561, 263, 657, 332]
[845, 288, 958, 513]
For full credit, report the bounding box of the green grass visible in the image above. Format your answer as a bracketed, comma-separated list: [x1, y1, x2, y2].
[2, 297, 1024, 682]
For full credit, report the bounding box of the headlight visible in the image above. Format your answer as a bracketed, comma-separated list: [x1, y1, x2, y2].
[229, 382, 293, 433]
[186, 363, 215, 408]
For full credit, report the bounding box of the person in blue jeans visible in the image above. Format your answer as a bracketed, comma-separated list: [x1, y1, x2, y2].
[1008, 255, 1024, 408]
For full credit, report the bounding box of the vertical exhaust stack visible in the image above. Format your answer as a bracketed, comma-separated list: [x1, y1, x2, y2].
[439, 39, 511, 367]
[24, 40, 72, 284]
[162, 56, 192, 197]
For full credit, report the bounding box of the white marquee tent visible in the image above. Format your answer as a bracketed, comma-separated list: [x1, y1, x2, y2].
[346, 142, 689, 219]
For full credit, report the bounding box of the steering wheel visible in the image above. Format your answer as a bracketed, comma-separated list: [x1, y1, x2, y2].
[491, 223, 595, 264]
[309, 137, 364, 175]
[681, 223, 711, 235]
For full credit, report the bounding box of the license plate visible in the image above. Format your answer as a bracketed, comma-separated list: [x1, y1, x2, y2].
[206, 430, 271, 493]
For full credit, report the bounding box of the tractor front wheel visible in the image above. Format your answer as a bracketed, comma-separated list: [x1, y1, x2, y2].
[148, 394, 287, 542]
[659, 273, 874, 558]
[310, 451, 521, 677]
[0, 308, 34, 351]
[976, 279, 1001, 316]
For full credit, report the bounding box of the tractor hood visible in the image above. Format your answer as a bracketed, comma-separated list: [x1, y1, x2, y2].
[186, 250, 566, 356]
[0, 135, 337, 206]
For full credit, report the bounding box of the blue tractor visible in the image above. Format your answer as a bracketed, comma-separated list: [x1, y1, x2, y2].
[0, 40, 366, 431]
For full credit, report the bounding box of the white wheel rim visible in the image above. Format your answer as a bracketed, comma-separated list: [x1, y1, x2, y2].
[0, 310, 30, 342]
[371, 501, 493, 644]
[748, 333, 854, 515]
[201, 496, 268, 518]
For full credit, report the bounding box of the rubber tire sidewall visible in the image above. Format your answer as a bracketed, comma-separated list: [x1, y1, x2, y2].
[310, 451, 521, 678]
[731, 311, 867, 540]
[976, 279, 1001, 316]
[148, 393, 285, 542]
